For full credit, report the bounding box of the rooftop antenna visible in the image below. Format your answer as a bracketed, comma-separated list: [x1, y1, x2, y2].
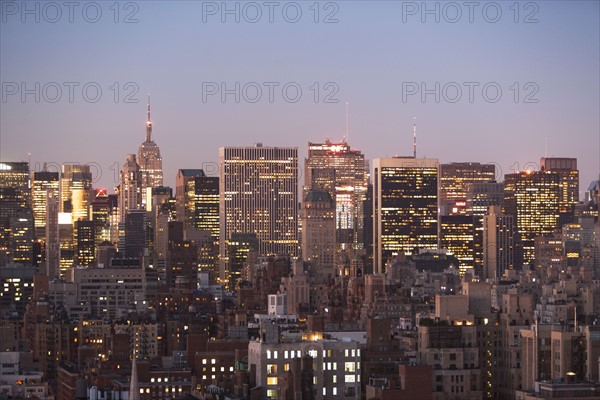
[413, 117, 417, 158]
[146, 94, 152, 142]
[344, 101, 349, 143]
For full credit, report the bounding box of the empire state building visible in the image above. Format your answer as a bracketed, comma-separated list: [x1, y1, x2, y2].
[138, 97, 163, 208]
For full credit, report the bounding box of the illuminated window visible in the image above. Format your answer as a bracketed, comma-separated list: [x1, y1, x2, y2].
[345, 374, 355, 383]
[345, 362, 355, 372]
[267, 377, 278, 385]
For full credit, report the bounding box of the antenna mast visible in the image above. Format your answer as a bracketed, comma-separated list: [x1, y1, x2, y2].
[413, 117, 417, 158]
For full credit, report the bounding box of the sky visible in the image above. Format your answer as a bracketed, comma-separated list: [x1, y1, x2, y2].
[1, 0, 599, 196]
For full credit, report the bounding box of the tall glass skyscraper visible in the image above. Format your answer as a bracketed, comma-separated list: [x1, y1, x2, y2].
[373, 157, 439, 274]
[504, 170, 560, 264]
[219, 144, 298, 285]
[304, 141, 369, 250]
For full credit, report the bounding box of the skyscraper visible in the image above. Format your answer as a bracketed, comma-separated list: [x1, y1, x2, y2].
[75, 219, 95, 267]
[175, 169, 219, 237]
[466, 181, 505, 216]
[45, 189, 60, 279]
[439, 162, 496, 215]
[304, 141, 369, 249]
[147, 186, 172, 256]
[440, 215, 477, 275]
[90, 189, 110, 245]
[301, 190, 336, 268]
[194, 176, 219, 239]
[176, 169, 205, 230]
[483, 205, 520, 280]
[60, 164, 92, 220]
[31, 169, 59, 238]
[0, 162, 30, 266]
[466, 181, 505, 272]
[219, 145, 298, 283]
[10, 208, 34, 266]
[137, 98, 163, 209]
[504, 170, 560, 264]
[540, 157, 579, 225]
[122, 209, 146, 259]
[0, 161, 30, 205]
[118, 154, 143, 222]
[373, 157, 439, 274]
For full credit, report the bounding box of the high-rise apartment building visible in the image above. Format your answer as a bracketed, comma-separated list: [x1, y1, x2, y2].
[504, 170, 560, 264]
[219, 145, 298, 282]
[137, 99, 163, 209]
[304, 141, 369, 249]
[373, 157, 439, 274]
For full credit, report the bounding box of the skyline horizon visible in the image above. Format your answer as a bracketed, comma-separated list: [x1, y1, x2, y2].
[2, 114, 597, 200]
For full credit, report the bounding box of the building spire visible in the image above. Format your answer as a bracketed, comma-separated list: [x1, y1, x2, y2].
[145, 94, 152, 142]
[413, 116, 417, 158]
[129, 349, 140, 400]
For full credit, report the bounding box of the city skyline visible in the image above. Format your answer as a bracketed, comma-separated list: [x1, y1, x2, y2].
[1, 1, 598, 192]
[1, 2, 600, 398]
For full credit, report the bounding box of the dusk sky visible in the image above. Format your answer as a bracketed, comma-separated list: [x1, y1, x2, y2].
[1, 1, 599, 194]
